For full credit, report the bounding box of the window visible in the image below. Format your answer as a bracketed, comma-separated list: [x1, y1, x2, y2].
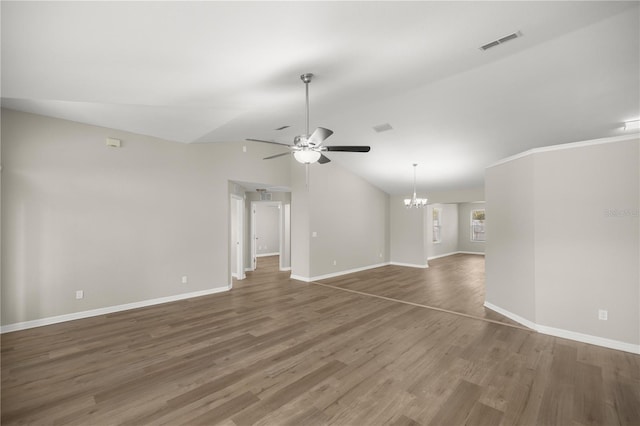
[471, 209, 486, 242]
[432, 207, 441, 243]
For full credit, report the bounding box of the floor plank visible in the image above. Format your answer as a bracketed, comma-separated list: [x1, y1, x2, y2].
[1, 255, 639, 425]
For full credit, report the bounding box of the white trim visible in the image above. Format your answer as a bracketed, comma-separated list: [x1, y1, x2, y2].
[289, 274, 311, 282]
[487, 133, 639, 169]
[279, 267, 291, 271]
[1, 286, 231, 334]
[535, 324, 640, 355]
[432, 207, 442, 244]
[389, 261, 429, 269]
[230, 193, 244, 284]
[484, 301, 640, 355]
[428, 252, 458, 261]
[256, 252, 279, 258]
[428, 251, 485, 260]
[291, 262, 391, 282]
[483, 301, 538, 330]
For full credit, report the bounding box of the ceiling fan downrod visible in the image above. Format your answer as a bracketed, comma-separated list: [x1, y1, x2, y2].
[301, 73, 313, 138]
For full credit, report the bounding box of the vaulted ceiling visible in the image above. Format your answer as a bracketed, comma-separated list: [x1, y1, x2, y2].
[2, 1, 638, 194]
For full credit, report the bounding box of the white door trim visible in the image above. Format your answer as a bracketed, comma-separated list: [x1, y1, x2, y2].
[230, 194, 245, 283]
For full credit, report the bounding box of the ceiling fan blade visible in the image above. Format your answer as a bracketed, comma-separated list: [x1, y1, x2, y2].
[324, 145, 371, 152]
[318, 154, 331, 164]
[263, 151, 291, 160]
[246, 138, 292, 147]
[307, 127, 334, 146]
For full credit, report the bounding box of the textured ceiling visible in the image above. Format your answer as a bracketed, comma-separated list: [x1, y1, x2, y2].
[2, 1, 638, 195]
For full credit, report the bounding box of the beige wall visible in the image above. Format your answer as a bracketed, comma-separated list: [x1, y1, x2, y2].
[485, 154, 537, 323]
[390, 200, 486, 265]
[425, 187, 484, 204]
[290, 164, 311, 278]
[389, 196, 427, 267]
[1, 109, 290, 325]
[308, 162, 390, 277]
[292, 162, 390, 279]
[534, 140, 639, 344]
[486, 136, 639, 348]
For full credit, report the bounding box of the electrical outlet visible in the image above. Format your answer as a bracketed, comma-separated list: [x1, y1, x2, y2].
[333, 260, 337, 266]
[598, 309, 608, 321]
[75, 290, 84, 300]
[182, 276, 188, 284]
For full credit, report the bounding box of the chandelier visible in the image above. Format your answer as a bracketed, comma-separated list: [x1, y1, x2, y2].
[404, 163, 428, 208]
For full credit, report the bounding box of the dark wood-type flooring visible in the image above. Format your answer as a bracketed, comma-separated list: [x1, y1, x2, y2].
[2, 255, 639, 425]
[318, 254, 521, 327]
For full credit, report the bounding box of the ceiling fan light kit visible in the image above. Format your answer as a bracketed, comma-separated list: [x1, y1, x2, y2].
[246, 73, 370, 165]
[293, 149, 321, 164]
[404, 163, 428, 208]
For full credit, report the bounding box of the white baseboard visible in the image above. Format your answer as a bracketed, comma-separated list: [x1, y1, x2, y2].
[483, 301, 537, 330]
[484, 301, 640, 354]
[289, 274, 311, 282]
[428, 252, 458, 260]
[231, 273, 246, 279]
[1, 285, 231, 334]
[279, 267, 292, 271]
[428, 251, 484, 260]
[389, 261, 429, 269]
[291, 262, 391, 282]
[256, 252, 279, 258]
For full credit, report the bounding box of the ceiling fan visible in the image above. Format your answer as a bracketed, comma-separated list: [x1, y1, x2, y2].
[246, 73, 370, 165]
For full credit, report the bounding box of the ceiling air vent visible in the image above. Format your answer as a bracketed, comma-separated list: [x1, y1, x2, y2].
[373, 123, 393, 133]
[480, 31, 522, 51]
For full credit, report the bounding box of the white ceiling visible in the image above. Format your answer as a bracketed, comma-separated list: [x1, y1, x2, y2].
[2, 1, 639, 195]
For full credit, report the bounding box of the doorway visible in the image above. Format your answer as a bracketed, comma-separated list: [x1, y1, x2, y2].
[250, 201, 291, 272]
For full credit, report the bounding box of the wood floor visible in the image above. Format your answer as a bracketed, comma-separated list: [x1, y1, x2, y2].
[2, 255, 639, 425]
[318, 254, 521, 327]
